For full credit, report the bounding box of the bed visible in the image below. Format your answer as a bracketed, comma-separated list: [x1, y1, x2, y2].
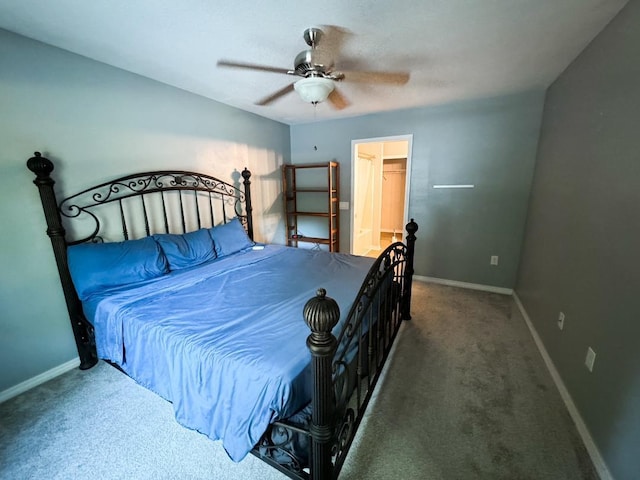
[27, 151, 418, 480]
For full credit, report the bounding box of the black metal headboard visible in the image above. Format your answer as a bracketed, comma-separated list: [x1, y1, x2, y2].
[27, 152, 254, 369]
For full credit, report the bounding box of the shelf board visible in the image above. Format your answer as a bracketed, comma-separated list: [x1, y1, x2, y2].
[290, 211, 335, 217]
[290, 236, 336, 244]
[291, 188, 336, 193]
[284, 162, 336, 169]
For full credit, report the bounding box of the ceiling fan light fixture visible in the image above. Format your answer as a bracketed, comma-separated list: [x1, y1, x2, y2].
[294, 77, 335, 104]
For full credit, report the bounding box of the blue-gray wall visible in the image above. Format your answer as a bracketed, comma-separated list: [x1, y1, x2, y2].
[515, 2, 640, 478]
[290, 91, 545, 288]
[0, 29, 290, 393]
[3, 13, 635, 475]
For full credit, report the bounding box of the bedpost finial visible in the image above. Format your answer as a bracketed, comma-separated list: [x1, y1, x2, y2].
[304, 288, 340, 334]
[406, 218, 418, 236]
[241, 168, 251, 182]
[27, 151, 54, 179]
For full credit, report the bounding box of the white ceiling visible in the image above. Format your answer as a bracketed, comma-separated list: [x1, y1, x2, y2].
[0, 0, 628, 125]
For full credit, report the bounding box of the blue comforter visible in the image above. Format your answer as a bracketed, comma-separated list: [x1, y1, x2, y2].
[82, 245, 374, 461]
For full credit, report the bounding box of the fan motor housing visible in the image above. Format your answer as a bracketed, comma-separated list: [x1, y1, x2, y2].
[294, 49, 326, 76]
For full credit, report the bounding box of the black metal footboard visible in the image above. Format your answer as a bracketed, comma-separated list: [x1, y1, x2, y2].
[254, 220, 418, 480]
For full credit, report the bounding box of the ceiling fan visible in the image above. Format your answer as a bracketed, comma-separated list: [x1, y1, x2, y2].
[217, 27, 410, 110]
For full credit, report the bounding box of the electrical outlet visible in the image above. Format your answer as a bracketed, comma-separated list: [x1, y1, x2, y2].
[585, 347, 596, 372]
[558, 312, 565, 330]
[490, 255, 499, 266]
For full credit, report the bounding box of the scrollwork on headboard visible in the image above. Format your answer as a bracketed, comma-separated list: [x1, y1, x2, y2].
[59, 169, 251, 244]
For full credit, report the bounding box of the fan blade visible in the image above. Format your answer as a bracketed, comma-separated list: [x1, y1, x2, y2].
[340, 70, 410, 85]
[327, 88, 350, 110]
[316, 25, 352, 70]
[319, 25, 351, 54]
[217, 60, 291, 75]
[255, 83, 295, 106]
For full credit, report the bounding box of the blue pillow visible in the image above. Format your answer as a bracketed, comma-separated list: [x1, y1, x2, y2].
[208, 218, 254, 257]
[67, 236, 169, 301]
[153, 229, 216, 271]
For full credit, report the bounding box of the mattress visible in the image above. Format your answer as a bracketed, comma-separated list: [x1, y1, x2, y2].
[82, 244, 374, 460]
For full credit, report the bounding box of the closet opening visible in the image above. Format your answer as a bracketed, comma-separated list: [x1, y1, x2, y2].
[350, 135, 412, 258]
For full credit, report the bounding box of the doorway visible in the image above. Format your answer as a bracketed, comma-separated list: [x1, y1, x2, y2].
[351, 135, 412, 258]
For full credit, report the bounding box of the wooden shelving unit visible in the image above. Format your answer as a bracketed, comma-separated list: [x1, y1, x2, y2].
[282, 162, 339, 252]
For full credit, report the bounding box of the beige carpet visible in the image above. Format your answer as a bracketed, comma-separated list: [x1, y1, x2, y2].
[0, 281, 598, 479]
[341, 282, 598, 479]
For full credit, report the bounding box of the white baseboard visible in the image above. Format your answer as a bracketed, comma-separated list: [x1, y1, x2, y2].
[0, 357, 80, 404]
[414, 275, 513, 295]
[513, 293, 613, 480]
